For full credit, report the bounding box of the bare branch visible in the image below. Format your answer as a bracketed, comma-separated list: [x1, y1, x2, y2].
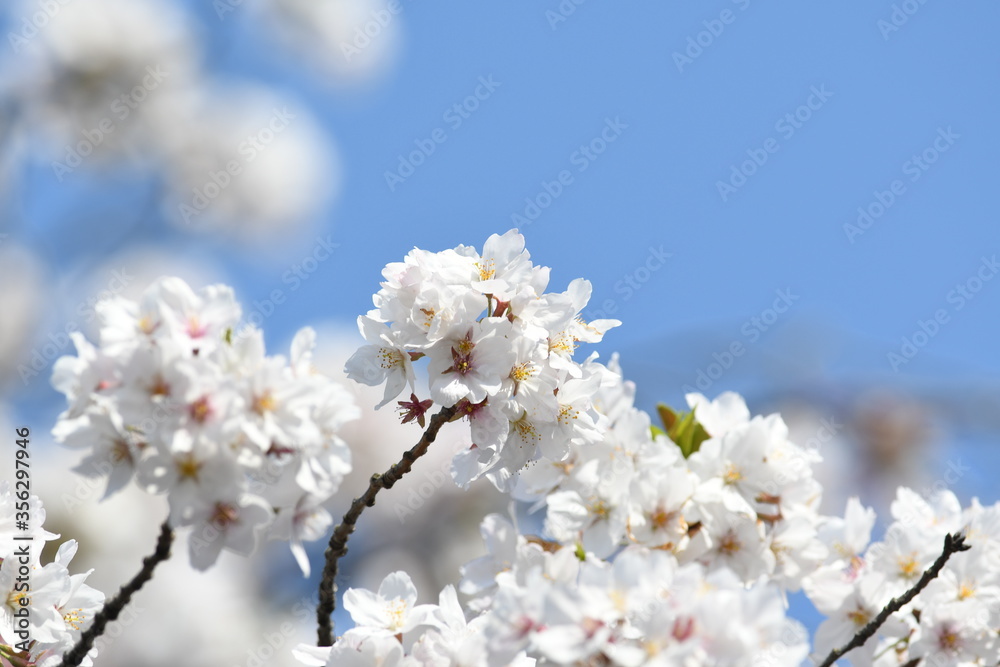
[816, 532, 971, 667]
[316, 405, 458, 646]
[60, 521, 174, 667]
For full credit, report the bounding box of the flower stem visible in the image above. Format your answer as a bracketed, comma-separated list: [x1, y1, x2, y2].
[316, 405, 458, 646]
[2, 644, 33, 667]
[816, 532, 971, 667]
[59, 521, 174, 667]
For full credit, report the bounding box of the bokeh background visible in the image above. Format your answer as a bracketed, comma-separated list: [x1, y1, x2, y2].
[1, 1, 998, 664]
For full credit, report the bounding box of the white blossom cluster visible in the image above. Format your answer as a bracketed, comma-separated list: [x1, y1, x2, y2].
[295, 481, 1000, 667]
[345, 229, 620, 491]
[806, 489, 1000, 666]
[37, 230, 1000, 666]
[3, 0, 338, 239]
[514, 367, 829, 593]
[315, 229, 1000, 667]
[346, 226, 830, 587]
[50, 277, 358, 573]
[298, 400, 1000, 666]
[296, 538, 809, 667]
[0, 483, 104, 666]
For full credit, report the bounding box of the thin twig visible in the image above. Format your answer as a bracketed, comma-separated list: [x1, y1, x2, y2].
[816, 532, 971, 667]
[316, 405, 458, 646]
[59, 521, 174, 667]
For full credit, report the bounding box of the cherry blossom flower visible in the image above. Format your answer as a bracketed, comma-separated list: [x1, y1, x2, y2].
[0, 486, 104, 665]
[343, 571, 441, 639]
[52, 277, 358, 573]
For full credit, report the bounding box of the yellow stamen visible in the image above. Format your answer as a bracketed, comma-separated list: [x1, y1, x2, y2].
[211, 503, 239, 529]
[149, 376, 170, 398]
[847, 608, 870, 627]
[385, 598, 408, 631]
[477, 260, 496, 281]
[897, 555, 920, 579]
[549, 332, 577, 355]
[177, 453, 202, 481]
[510, 362, 534, 383]
[512, 415, 540, 445]
[938, 627, 960, 651]
[378, 347, 404, 369]
[719, 532, 742, 555]
[110, 439, 131, 464]
[589, 499, 611, 519]
[5, 589, 29, 611]
[189, 396, 212, 424]
[558, 404, 579, 424]
[723, 464, 742, 485]
[64, 608, 85, 631]
[252, 391, 277, 415]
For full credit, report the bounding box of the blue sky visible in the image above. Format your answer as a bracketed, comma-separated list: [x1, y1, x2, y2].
[4, 0, 999, 646]
[217, 0, 999, 383]
[7, 0, 999, 493]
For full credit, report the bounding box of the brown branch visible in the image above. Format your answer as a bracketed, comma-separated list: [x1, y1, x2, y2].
[816, 532, 971, 667]
[60, 521, 174, 667]
[316, 405, 458, 646]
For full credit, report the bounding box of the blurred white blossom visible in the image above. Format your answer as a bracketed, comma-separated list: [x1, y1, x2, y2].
[158, 85, 339, 243]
